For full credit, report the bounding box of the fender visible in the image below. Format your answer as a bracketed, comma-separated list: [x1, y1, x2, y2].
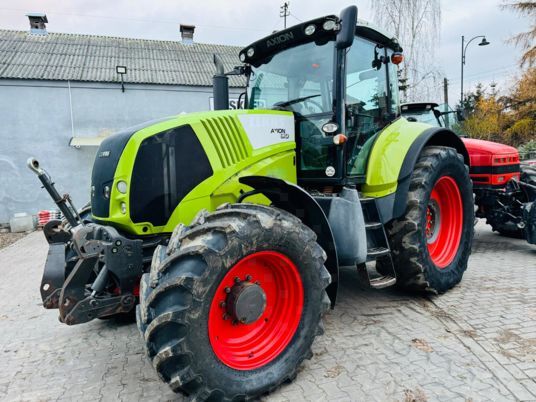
[239, 175, 339, 306]
[392, 127, 470, 219]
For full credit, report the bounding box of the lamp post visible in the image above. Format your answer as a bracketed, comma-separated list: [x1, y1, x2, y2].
[460, 35, 490, 108]
[116, 65, 127, 93]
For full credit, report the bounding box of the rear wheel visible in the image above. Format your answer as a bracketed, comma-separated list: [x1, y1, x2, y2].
[381, 146, 474, 293]
[137, 203, 330, 400]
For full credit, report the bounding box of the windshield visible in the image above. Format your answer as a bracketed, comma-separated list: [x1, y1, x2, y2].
[247, 41, 335, 115]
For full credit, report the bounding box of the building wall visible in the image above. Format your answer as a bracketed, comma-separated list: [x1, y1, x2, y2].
[0, 79, 244, 223]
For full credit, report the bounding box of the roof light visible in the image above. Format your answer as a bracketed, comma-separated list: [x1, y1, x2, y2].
[247, 48, 255, 58]
[323, 20, 337, 31]
[305, 24, 316, 36]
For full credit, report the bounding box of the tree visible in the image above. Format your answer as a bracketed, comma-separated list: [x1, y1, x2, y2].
[460, 68, 536, 146]
[501, 1, 536, 67]
[370, 0, 442, 101]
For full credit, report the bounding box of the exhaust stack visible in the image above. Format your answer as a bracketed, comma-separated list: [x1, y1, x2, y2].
[212, 54, 229, 110]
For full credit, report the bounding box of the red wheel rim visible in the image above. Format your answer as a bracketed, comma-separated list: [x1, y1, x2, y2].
[208, 251, 304, 370]
[426, 176, 463, 268]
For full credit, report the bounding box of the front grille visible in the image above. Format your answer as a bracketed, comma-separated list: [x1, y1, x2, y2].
[201, 116, 250, 168]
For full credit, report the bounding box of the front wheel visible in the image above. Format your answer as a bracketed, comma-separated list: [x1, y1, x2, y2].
[137, 203, 330, 400]
[382, 146, 474, 293]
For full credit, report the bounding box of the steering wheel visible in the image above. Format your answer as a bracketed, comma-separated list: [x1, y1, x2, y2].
[303, 99, 324, 114]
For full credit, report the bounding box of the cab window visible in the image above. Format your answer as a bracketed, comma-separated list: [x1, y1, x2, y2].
[345, 37, 393, 176]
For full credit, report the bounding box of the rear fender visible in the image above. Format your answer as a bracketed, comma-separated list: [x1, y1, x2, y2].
[239, 176, 339, 307]
[364, 121, 469, 222]
[392, 127, 469, 219]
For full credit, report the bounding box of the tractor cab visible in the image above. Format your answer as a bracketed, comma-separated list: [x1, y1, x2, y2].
[239, 13, 403, 186]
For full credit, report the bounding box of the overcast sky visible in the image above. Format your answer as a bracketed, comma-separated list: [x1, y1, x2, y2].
[0, 0, 531, 105]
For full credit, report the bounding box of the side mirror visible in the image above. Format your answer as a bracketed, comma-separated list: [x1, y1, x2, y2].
[336, 6, 358, 49]
[456, 109, 466, 122]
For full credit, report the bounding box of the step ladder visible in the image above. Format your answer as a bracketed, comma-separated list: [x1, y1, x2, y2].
[357, 197, 397, 289]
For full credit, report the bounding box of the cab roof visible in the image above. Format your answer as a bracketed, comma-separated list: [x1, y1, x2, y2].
[240, 15, 401, 66]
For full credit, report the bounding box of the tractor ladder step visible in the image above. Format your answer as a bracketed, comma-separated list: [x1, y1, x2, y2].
[357, 259, 397, 289]
[358, 194, 397, 289]
[366, 246, 390, 259]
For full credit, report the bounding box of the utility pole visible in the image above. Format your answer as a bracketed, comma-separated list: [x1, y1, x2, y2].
[280, 2, 290, 29]
[443, 77, 449, 106]
[443, 77, 450, 128]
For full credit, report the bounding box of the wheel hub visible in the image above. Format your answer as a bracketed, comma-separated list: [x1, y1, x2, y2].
[426, 199, 441, 243]
[226, 280, 266, 324]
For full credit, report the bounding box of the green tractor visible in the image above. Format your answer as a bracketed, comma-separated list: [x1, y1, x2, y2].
[28, 6, 474, 400]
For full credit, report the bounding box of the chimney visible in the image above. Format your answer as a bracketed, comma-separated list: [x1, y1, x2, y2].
[27, 13, 48, 35]
[180, 24, 195, 44]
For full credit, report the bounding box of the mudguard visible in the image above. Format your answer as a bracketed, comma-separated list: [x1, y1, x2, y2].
[363, 120, 470, 222]
[392, 127, 470, 220]
[239, 176, 339, 306]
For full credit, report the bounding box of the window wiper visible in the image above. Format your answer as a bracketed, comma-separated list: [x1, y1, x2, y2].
[273, 94, 321, 108]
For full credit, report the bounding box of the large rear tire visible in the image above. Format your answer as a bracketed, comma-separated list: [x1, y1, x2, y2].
[381, 146, 474, 293]
[137, 203, 330, 400]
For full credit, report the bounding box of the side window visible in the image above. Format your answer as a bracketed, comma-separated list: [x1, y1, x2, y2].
[345, 37, 391, 176]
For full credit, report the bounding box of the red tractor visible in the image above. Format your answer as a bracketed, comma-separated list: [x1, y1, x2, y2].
[401, 102, 536, 244]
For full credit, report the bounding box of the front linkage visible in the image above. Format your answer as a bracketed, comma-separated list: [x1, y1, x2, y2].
[28, 158, 143, 325]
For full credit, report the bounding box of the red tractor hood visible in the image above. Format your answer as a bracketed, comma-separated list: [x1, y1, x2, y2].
[462, 138, 518, 157]
[461, 138, 520, 187]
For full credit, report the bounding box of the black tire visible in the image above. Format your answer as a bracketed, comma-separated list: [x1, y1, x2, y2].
[486, 216, 525, 238]
[486, 165, 536, 239]
[137, 203, 330, 400]
[380, 146, 474, 293]
[521, 165, 536, 199]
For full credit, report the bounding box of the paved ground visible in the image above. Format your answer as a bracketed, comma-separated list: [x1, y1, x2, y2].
[0, 221, 535, 402]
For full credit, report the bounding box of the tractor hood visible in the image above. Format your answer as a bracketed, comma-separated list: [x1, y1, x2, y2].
[462, 138, 518, 156]
[462, 138, 520, 167]
[462, 138, 520, 187]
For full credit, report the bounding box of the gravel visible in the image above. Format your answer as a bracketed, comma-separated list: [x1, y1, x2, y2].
[0, 232, 28, 250]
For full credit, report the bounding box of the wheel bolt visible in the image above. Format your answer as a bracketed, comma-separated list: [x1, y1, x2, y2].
[219, 301, 226, 308]
[222, 313, 229, 320]
[245, 275, 252, 281]
[224, 287, 231, 294]
[255, 281, 260, 285]
[232, 319, 239, 326]
[234, 277, 241, 283]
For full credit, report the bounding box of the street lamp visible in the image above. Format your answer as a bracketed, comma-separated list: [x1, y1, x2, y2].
[460, 35, 490, 107]
[116, 65, 127, 93]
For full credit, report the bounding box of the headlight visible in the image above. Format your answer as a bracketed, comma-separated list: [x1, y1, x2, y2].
[120, 202, 127, 214]
[103, 185, 110, 199]
[304, 24, 316, 36]
[322, 122, 339, 134]
[239, 53, 246, 62]
[117, 180, 128, 194]
[323, 20, 337, 31]
[247, 48, 255, 57]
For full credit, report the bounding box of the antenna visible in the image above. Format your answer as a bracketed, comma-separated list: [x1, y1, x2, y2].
[280, 2, 290, 29]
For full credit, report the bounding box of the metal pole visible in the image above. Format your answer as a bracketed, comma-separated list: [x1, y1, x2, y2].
[443, 77, 450, 128]
[443, 77, 449, 105]
[460, 35, 464, 108]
